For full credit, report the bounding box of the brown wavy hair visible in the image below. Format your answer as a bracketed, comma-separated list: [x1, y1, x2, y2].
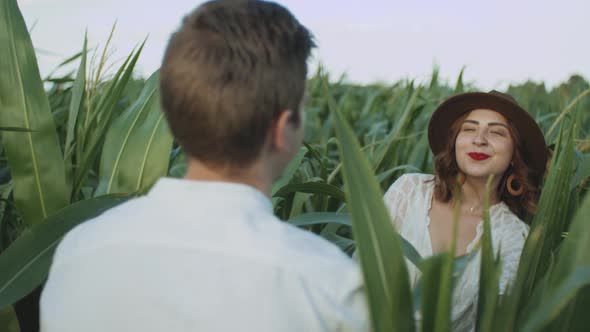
[432, 111, 542, 221]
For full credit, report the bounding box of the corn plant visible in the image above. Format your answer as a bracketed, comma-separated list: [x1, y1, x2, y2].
[2, 0, 590, 331]
[0, 0, 173, 328]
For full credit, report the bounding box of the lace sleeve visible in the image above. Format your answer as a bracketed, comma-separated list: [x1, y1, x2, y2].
[383, 174, 418, 231]
[498, 220, 530, 294]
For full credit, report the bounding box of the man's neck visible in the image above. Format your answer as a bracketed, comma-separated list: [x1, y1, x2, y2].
[183, 158, 274, 198]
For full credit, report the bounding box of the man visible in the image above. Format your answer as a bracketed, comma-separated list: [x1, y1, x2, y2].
[40, 1, 369, 331]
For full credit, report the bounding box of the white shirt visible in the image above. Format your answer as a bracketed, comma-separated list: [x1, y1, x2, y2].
[41, 178, 369, 332]
[384, 173, 529, 332]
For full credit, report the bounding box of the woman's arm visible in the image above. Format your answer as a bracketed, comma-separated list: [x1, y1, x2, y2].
[383, 173, 417, 230]
[498, 221, 530, 294]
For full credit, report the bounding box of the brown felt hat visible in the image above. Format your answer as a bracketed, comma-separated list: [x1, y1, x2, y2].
[428, 90, 548, 175]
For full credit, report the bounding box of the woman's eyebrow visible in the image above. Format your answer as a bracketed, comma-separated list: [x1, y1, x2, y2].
[463, 119, 508, 129]
[488, 122, 509, 129]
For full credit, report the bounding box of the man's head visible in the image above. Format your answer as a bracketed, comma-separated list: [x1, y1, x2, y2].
[160, 0, 314, 175]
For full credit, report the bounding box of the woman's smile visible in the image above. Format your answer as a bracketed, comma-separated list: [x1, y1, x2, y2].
[467, 152, 490, 161]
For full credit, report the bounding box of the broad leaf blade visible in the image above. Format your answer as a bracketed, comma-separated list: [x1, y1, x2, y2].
[95, 71, 173, 196]
[0, 0, 69, 225]
[271, 146, 308, 207]
[0, 127, 33, 132]
[476, 177, 502, 332]
[373, 86, 422, 171]
[288, 212, 352, 227]
[0, 306, 19, 332]
[64, 32, 88, 198]
[273, 181, 345, 202]
[521, 152, 590, 330]
[288, 212, 423, 268]
[498, 117, 575, 331]
[419, 253, 449, 332]
[0, 194, 132, 309]
[74, 42, 146, 196]
[329, 78, 415, 331]
[272, 146, 308, 195]
[520, 267, 590, 332]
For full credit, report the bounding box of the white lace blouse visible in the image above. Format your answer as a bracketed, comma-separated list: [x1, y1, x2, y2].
[383, 173, 529, 332]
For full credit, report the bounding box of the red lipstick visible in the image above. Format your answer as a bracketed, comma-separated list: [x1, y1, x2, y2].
[468, 152, 490, 161]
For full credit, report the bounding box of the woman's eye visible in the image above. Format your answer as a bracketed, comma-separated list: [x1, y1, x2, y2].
[491, 131, 506, 136]
[462, 127, 475, 132]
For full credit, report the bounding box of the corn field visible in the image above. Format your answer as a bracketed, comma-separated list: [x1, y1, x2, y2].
[1, 0, 590, 331]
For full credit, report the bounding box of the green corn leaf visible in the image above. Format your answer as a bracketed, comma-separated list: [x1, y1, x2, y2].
[271, 146, 308, 198]
[497, 118, 575, 331]
[0, 306, 20, 332]
[0, 194, 132, 309]
[273, 181, 345, 202]
[328, 76, 415, 332]
[44, 49, 84, 80]
[303, 142, 328, 180]
[571, 154, 590, 190]
[287, 192, 309, 219]
[546, 88, 590, 140]
[74, 42, 146, 196]
[375, 165, 422, 184]
[476, 176, 502, 332]
[420, 185, 461, 332]
[519, 267, 590, 332]
[521, 157, 590, 330]
[168, 149, 186, 178]
[320, 224, 356, 254]
[0, 127, 33, 132]
[64, 32, 87, 199]
[373, 86, 422, 171]
[419, 253, 449, 332]
[0, 0, 69, 225]
[95, 70, 173, 196]
[454, 67, 465, 94]
[288, 212, 423, 268]
[288, 212, 352, 227]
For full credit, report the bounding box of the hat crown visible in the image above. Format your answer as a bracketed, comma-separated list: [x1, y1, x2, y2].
[428, 90, 548, 176]
[488, 90, 518, 104]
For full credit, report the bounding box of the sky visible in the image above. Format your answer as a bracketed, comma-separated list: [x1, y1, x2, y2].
[18, 0, 590, 90]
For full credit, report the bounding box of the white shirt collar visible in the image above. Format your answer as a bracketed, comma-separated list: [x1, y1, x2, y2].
[148, 177, 273, 214]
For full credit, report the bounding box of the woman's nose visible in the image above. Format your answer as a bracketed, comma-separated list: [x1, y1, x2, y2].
[472, 130, 487, 145]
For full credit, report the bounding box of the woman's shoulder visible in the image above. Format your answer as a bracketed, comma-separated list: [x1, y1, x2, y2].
[390, 173, 434, 188]
[492, 204, 530, 242]
[384, 173, 433, 203]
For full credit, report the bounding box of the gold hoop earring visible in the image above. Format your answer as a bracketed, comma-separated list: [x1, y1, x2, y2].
[507, 175, 523, 196]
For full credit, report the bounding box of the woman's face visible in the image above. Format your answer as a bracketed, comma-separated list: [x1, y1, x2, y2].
[455, 109, 515, 180]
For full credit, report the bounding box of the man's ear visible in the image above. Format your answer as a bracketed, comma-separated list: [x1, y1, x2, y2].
[269, 109, 294, 151]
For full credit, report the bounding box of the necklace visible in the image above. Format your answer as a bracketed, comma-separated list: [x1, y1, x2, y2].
[465, 203, 483, 215]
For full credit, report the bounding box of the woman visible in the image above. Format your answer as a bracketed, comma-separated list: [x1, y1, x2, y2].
[384, 90, 548, 331]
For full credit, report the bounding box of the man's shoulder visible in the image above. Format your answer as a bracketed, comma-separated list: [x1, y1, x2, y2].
[266, 216, 356, 265]
[251, 215, 363, 292]
[53, 196, 150, 262]
[54, 193, 362, 292]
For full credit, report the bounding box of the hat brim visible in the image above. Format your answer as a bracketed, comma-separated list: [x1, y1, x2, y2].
[428, 92, 548, 175]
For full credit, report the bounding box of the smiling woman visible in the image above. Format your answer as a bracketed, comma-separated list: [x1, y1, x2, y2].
[454, 110, 516, 206]
[431, 91, 547, 219]
[382, 90, 549, 331]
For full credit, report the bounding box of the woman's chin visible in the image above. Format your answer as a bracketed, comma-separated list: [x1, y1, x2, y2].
[463, 170, 505, 181]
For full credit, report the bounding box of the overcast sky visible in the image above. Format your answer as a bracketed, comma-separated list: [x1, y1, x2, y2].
[19, 0, 590, 90]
